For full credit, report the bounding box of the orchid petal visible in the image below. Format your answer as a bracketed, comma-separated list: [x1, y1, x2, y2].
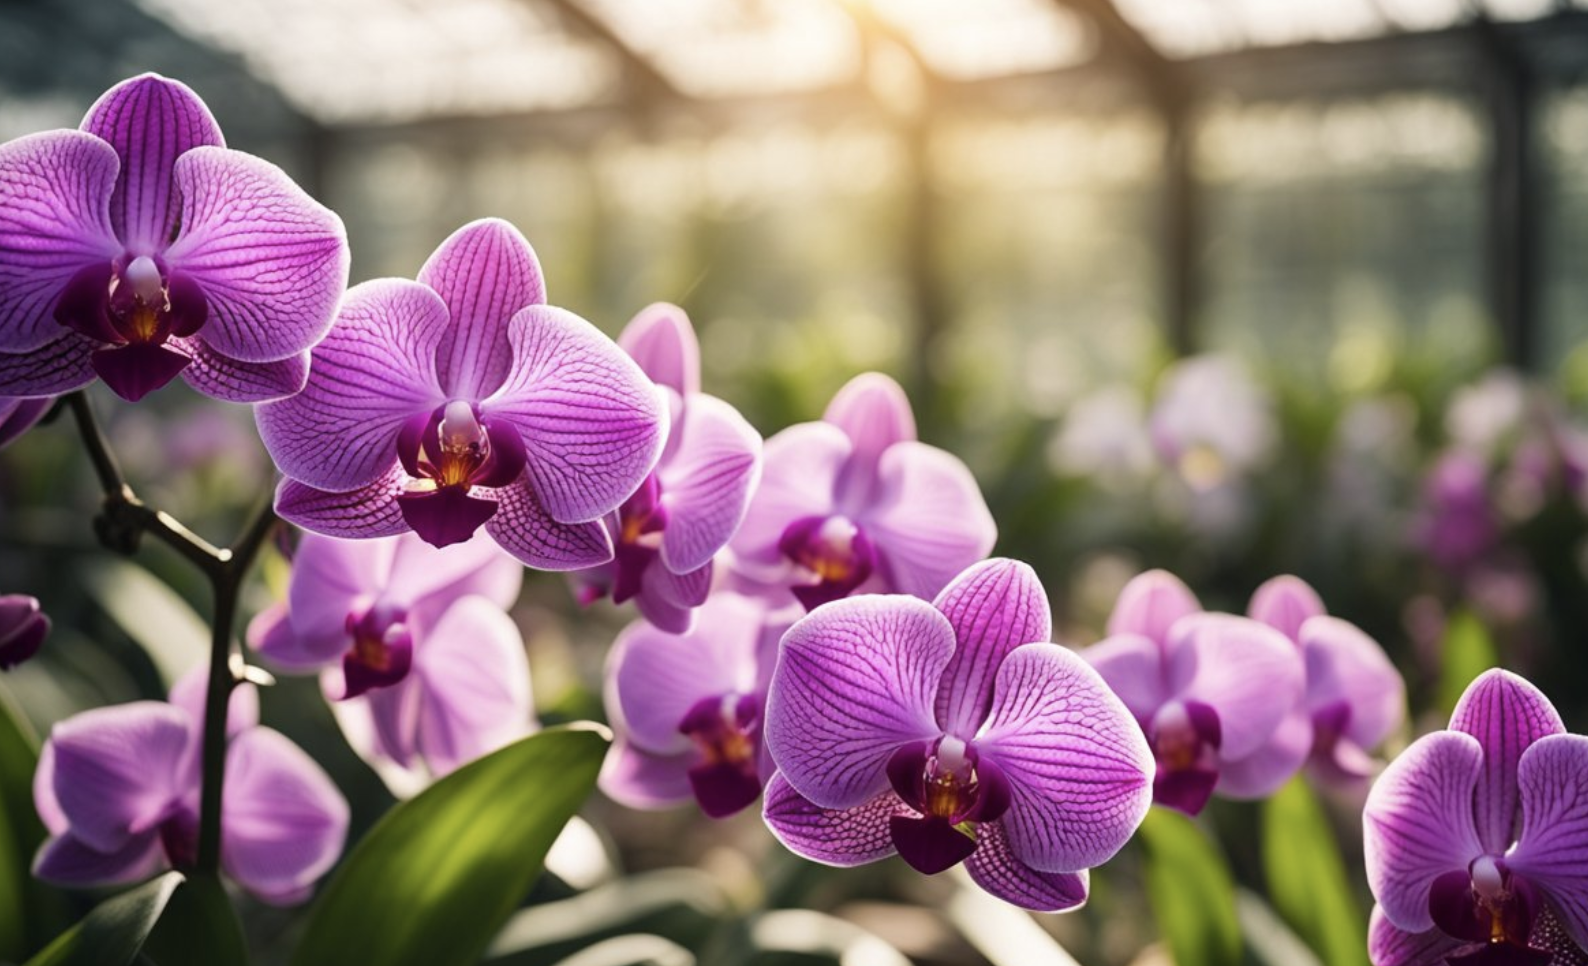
[1506, 734, 1588, 949]
[1363, 730, 1485, 933]
[618, 302, 699, 396]
[0, 130, 120, 353]
[386, 530, 524, 616]
[1166, 613, 1305, 761]
[729, 422, 849, 572]
[286, 532, 396, 639]
[825, 373, 916, 508]
[865, 441, 997, 600]
[176, 339, 309, 402]
[598, 734, 696, 810]
[0, 335, 95, 397]
[978, 643, 1153, 872]
[485, 304, 665, 524]
[1216, 707, 1312, 799]
[80, 74, 222, 253]
[964, 821, 1089, 912]
[49, 702, 194, 853]
[1301, 616, 1405, 753]
[247, 599, 344, 671]
[168, 665, 259, 738]
[32, 831, 164, 888]
[1247, 575, 1326, 641]
[933, 558, 1052, 737]
[222, 726, 348, 905]
[411, 596, 534, 777]
[335, 670, 422, 774]
[483, 476, 614, 570]
[765, 596, 953, 810]
[0, 395, 52, 448]
[657, 393, 763, 574]
[761, 774, 902, 867]
[275, 468, 412, 540]
[32, 743, 66, 834]
[1448, 668, 1566, 854]
[257, 279, 447, 492]
[1367, 905, 1465, 966]
[417, 219, 545, 399]
[1082, 633, 1170, 727]
[1107, 570, 1201, 644]
[634, 563, 711, 634]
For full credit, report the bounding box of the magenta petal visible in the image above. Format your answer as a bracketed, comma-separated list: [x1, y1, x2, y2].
[385, 531, 523, 613]
[1506, 734, 1588, 949]
[32, 831, 164, 888]
[410, 597, 533, 777]
[1247, 575, 1326, 641]
[0, 395, 53, 449]
[485, 304, 665, 525]
[257, 279, 448, 492]
[825, 373, 916, 507]
[177, 340, 308, 403]
[1165, 613, 1305, 762]
[80, 74, 222, 252]
[1368, 905, 1466, 966]
[1082, 633, 1170, 726]
[1107, 569, 1201, 644]
[275, 469, 412, 540]
[483, 476, 614, 570]
[865, 442, 997, 600]
[222, 727, 348, 905]
[1363, 730, 1486, 933]
[0, 594, 49, 670]
[1155, 765, 1220, 816]
[49, 702, 194, 853]
[890, 814, 976, 875]
[168, 665, 259, 738]
[932, 559, 1052, 736]
[977, 643, 1153, 872]
[730, 423, 849, 572]
[247, 600, 341, 671]
[341, 627, 413, 699]
[0, 130, 120, 353]
[417, 219, 545, 399]
[1300, 616, 1405, 755]
[1449, 669, 1566, 854]
[688, 760, 763, 818]
[598, 735, 696, 810]
[284, 533, 394, 646]
[656, 393, 763, 575]
[619, 302, 700, 396]
[964, 820, 1089, 912]
[634, 564, 710, 634]
[53, 261, 119, 344]
[0, 335, 96, 397]
[762, 774, 902, 867]
[1216, 707, 1312, 799]
[91, 342, 191, 402]
[765, 596, 953, 810]
[398, 488, 498, 549]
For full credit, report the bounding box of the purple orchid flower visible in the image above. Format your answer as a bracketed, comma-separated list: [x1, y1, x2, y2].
[599, 592, 786, 818]
[1223, 575, 1406, 790]
[1363, 669, 1588, 965]
[728, 372, 995, 613]
[257, 219, 665, 566]
[0, 74, 348, 403]
[33, 668, 347, 904]
[761, 559, 1153, 912]
[0, 594, 48, 669]
[1415, 449, 1501, 574]
[0, 397, 51, 449]
[1083, 570, 1306, 815]
[247, 530, 531, 790]
[571, 304, 762, 633]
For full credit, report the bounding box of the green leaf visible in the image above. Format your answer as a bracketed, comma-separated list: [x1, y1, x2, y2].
[1437, 609, 1497, 715]
[24, 871, 183, 966]
[1261, 778, 1367, 966]
[0, 680, 71, 958]
[81, 560, 210, 687]
[1138, 809, 1242, 966]
[141, 873, 249, 966]
[292, 725, 610, 966]
[486, 869, 727, 965]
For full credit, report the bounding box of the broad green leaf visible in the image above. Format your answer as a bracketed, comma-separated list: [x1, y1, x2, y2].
[82, 560, 209, 686]
[0, 680, 70, 958]
[292, 725, 610, 966]
[1138, 809, 1242, 966]
[1437, 610, 1497, 715]
[141, 873, 249, 966]
[24, 872, 183, 966]
[486, 869, 727, 965]
[1261, 779, 1367, 966]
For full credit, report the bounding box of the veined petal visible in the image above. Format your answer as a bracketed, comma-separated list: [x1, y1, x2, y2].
[598, 734, 696, 810]
[411, 596, 534, 778]
[764, 596, 952, 810]
[48, 702, 194, 853]
[1363, 730, 1485, 934]
[825, 372, 916, 508]
[762, 773, 902, 867]
[864, 441, 997, 600]
[977, 643, 1153, 872]
[484, 476, 614, 570]
[418, 219, 545, 399]
[275, 469, 411, 540]
[0, 335, 95, 397]
[619, 302, 699, 396]
[1216, 707, 1311, 799]
[80, 74, 222, 253]
[964, 821, 1089, 913]
[222, 726, 349, 905]
[387, 530, 524, 615]
[1082, 633, 1171, 727]
[1247, 575, 1326, 642]
[1367, 905, 1465, 966]
[32, 831, 164, 889]
[486, 304, 665, 524]
[1301, 616, 1405, 753]
[1166, 613, 1305, 762]
[657, 393, 763, 574]
[1507, 734, 1588, 949]
[1448, 668, 1566, 854]
[0, 130, 120, 353]
[933, 559, 1052, 737]
[176, 339, 308, 402]
[257, 279, 447, 492]
[1107, 570, 1201, 644]
[729, 422, 849, 571]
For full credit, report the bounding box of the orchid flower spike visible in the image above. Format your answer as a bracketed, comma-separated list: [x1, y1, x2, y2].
[33, 668, 347, 905]
[1364, 669, 1588, 965]
[1084, 569, 1307, 815]
[0, 74, 348, 402]
[728, 372, 995, 613]
[571, 304, 762, 633]
[247, 530, 532, 792]
[258, 219, 666, 566]
[762, 559, 1152, 912]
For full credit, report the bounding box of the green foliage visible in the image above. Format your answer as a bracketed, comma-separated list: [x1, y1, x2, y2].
[1437, 609, 1497, 715]
[24, 872, 182, 966]
[291, 725, 609, 966]
[141, 873, 249, 966]
[486, 869, 728, 965]
[1139, 809, 1243, 966]
[81, 560, 210, 687]
[0, 682, 70, 959]
[1261, 779, 1367, 966]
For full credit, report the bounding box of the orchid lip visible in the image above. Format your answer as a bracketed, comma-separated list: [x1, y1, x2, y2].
[678, 692, 763, 817]
[1148, 699, 1222, 815]
[395, 401, 529, 547]
[340, 602, 414, 698]
[778, 514, 878, 611]
[883, 735, 1012, 874]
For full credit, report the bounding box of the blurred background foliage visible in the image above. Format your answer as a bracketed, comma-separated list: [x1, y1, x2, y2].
[5, 1, 1588, 964]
